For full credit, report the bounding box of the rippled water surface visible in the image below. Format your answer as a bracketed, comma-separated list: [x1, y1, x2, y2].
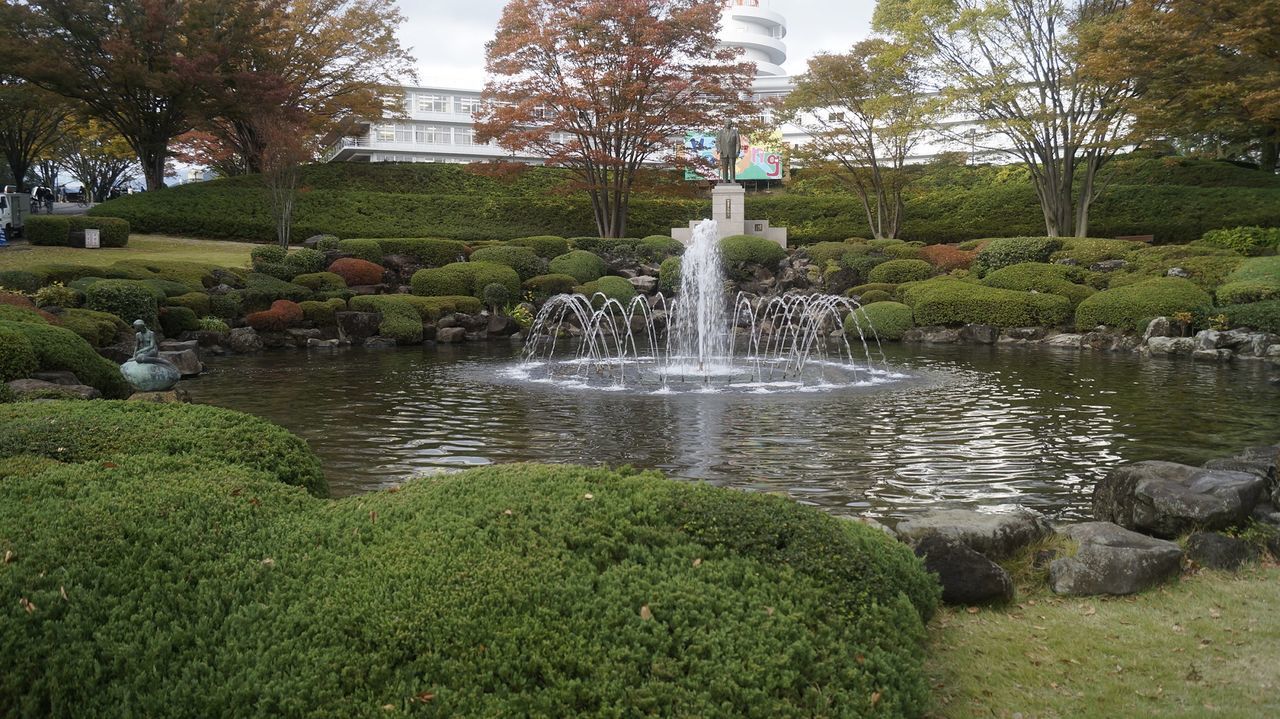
[188, 343, 1279, 520]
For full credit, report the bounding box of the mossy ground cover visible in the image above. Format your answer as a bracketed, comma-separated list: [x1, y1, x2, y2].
[924, 564, 1280, 718]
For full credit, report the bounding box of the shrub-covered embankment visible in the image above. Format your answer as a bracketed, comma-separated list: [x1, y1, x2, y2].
[0, 401, 940, 718]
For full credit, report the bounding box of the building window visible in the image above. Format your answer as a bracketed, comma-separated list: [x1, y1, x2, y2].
[395, 124, 413, 143]
[376, 125, 395, 142]
[416, 93, 449, 113]
[828, 112, 845, 122]
[454, 127, 476, 145]
[415, 125, 448, 144]
[455, 96, 482, 115]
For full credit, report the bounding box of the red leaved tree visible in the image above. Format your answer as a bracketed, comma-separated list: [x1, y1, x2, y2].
[476, 0, 755, 238]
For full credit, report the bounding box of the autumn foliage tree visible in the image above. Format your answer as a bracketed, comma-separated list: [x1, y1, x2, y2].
[476, 0, 755, 238]
[57, 116, 138, 202]
[0, 78, 72, 191]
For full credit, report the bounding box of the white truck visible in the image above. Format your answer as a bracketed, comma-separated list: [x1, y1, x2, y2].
[0, 191, 32, 241]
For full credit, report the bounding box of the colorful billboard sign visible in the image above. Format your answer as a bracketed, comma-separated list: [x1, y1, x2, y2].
[684, 131, 784, 181]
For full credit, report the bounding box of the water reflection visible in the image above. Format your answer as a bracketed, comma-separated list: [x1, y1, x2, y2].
[186, 342, 1280, 521]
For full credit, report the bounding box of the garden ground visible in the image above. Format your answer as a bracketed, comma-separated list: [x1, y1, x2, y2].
[0, 234, 253, 271]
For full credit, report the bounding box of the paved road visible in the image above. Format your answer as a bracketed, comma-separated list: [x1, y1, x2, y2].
[27, 202, 91, 216]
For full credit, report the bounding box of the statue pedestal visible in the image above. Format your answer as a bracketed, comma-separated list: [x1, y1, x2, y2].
[671, 182, 787, 248]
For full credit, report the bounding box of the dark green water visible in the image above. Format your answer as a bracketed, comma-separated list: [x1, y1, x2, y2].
[186, 343, 1279, 521]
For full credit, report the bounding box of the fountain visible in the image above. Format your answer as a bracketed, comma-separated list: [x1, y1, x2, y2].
[510, 219, 905, 394]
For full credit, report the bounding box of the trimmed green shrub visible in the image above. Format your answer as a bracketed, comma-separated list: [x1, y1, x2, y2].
[482, 282, 511, 309]
[548, 250, 607, 284]
[719, 234, 787, 266]
[470, 245, 545, 280]
[336, 238, 383, 263]
[197, 317, 229, 333]
[509, 235, 570, 258]
[844, 255, 890, 284]
[0, 270, 44, 294]
[24, 263, 108, 284]
[0, 304, 48, 324]
[981, 263, 1095, 307]
[973, 237, 1064, 275]
[858, 289, 892, 304]
[0, 400, 325, 494]
[209, 293, 242, 320]
[141, 278, 193, 298]
[159, 305, 199, 336]
[869, 259, 934, 284]
[578, 275, 638, 305]
[802, 241, 857, 267]
[0, 324, 37, 381]
[1197, 226, 1280, 256]
[0, 320, 131, 397]
[313, 235, 340, 251]
[881, 243, 924, 260]
[250, 244, 287, 265]
[67, 216, 129, 247]
[659, 256, 681, 294]
[375, 237, 467, 267]
[1074, 277, 1213, 331]
[639, 235, 684, 260]
[522, 273, 579, 301]
[284, 247, 327, 277]
[848, 282, 898, 297]
[292, 271, 347, 292]
[85, 279, 158, 326]
[1050, 238, 1142, 265]
[1218, 300, 1280, 334]
[110, 259, 223, 291]
[240, 273, 311, 310]
[33, 283, 80, 308]
[166, 292, 212, 316]
[410, 261, 521, 300]
[349, 294, 482, 321]
[901, 277, 1072, 327]
[298, 298, 346, 327]
[377, 300, 423, 344]
[569, 236, 640, 253]
[1216, 255, 1280, 304]
[25, 215, 72, 245]
[845, 301, 914, 340]
[57, 308, 127, 347]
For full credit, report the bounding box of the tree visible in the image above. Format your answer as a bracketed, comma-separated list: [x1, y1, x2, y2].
[0, 0, 267, 191]
[172, 130, 250, 178]
[781, 40, 938, 239]
[476, 0, 755, 238]
[58, 116, 138, 202]
[876, 0, 1137, 237]
[1084, 0, 1280, 172]
[255, 108, 314, 247]
[0, 78, 71, 191]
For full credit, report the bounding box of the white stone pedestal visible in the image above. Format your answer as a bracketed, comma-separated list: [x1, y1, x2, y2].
[671, 182, 787, 248]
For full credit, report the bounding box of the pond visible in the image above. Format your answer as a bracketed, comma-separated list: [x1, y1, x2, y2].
[187, 342, 1280, 521]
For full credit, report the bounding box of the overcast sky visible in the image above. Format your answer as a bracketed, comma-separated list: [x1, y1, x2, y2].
[394, 0, 877, 89]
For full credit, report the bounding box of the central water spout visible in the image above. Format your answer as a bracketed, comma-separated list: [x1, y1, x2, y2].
[670, 219, 730, 376]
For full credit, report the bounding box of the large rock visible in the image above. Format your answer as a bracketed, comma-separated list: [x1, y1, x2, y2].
[1093, 461, 1265, 538]
[336, 311, 380, 343]
[159, 349, 203, 377]
[30, 370, 81, 385]
[127, 388, 192, 404]
[1145, 336, 1195, 355]
[1204, 444, 1280, 508]
[486, 314, 520, 337]
[1142, 317, 1174, 341]
[1184, 532, 1255, 571]
[895, 508, 1053, 559]
[959, 324, 998, 344]
[1050, 522, 1183, 595]
[628, 275, 658, 294]
[437, 327, 467, 343]
[1193, 330, 1222, 351]
[227, 327, 263, 353]
[7, 378, 101, 400]
[1044, 333, 1083, 348]
[913, 535, 1014, 605]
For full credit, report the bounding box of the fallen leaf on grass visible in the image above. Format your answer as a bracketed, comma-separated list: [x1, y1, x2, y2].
[19, 597, 35, 614]
[639, 605, 652, 621]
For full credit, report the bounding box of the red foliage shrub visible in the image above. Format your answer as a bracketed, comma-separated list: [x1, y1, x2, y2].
[920, 244, 976, 272]
[245, 300, 303, 332]
[328, 258, 385, 286]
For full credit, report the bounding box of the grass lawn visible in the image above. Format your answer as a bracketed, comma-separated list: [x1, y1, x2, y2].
[0, 234, 254, 270]
[925, 564, 1280, 718]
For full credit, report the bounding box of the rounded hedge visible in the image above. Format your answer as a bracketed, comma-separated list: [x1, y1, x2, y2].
[166, 292, 211, 317]
[980, 262, 1095, 307]
[509, 235, 570, 258]
[0, 324, 37, 381]
[377, 300, 423, 344]
[901, 278, 1072, 328]
[0, 320, 131, 398]
[0, 415, 937, 717]
[0, 269, 44, 294]
[578, 275, 637, 306]
[522, 273, 579, 300]
[298, 298, 346, 327]
[69, 216, 130, 247]
[411, 261, 521, 300]
[803, 241, 857, 267]
[659, 256, 682, 294]
[284, 247, 327, 277]
[639, 235, 685, 260]
[719, 235, 787, 267]
[250, 245, 288, 265]
[469, 245, 546, 280]
[84, 279, 158, 326]
[869, 259, 934, 285]
[57, 308, 127, 347]
[1074, 277, 1213, 331]
[159, 305, 199, 336]
[24, 215, 71, 246]
[858, 289, 892, 304]
[973, 237, 1064, 275]
[1219, 300, 1280, 334]
[846, 301, 914, 340]
[349, 294, 482, 320]
[335, 238, 383, 263]
[548, 250, 608, 284]
[292, 272, 347, 292]
[375, 237, 467, 267]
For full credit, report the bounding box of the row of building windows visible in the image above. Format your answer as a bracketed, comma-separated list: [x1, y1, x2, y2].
[374, 124, 483, 145]
[405, 92, 485, 116]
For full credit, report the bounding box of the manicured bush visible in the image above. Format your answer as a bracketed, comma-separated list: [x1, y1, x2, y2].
[0, 324, 37, 381]
[847, 283, 898, 298]
[250, 244, 288, 265]
[569, 236, 641, 253]
[166, 292, 212, 317]
[0, 270, 44, 294]
[377, 300, 424, 344]
[292, 271, 347, 292]
[1074, 277, 1213, 331]
[313, 235, 340, 251]
[482, 282, 511, 310]
[141, 278, 192, 298]
[0, 304, 51, 325]
[470, 244, 545, 280]
[869, 259, 934, 284]
[522, 273, 579, 301]
[410, 261, 521, 300]
[336, 238, 383, 263]
[844, 255, 890, 284]
[240, 273, 311, 310]
[25, 215, 72, 245]
[209, 293, 242, 320]
[981, 263, 1095, 307]
[0, 428, 936, 718]
[298, 298, 346, 327]
[159, 305, 199, 336]
[548, 250, 608, 284]
[375, 237, 467, 267]
[1216, 256, 1280, 304]
[1218, 300, 1280, 334]
[919, 244, 976, 271]
[284, 247, 327, 277]
[326, 258, 385, 287]
[0, 400, 325, 494]
[639, 234, 684, 260]
[349, 294, 482, 320]
[245, 299, 304, 332]
[57, 308, 127, 347]
[0, 320, 131, 397]
[973, 237, 1064, 275]
[659, 256, 681, 294]
[109, 259, 224, 291]
[802, 241, 857, 267]
[881, 243, 924, 260]
[1050, 238, 1142, 265]
[197, 317, 229, 333]
[719, 234, 787, 267]
[33, 283, 80, 308]
[84, 279, 158, 326]
[858, 289, 892, 304]
[1197, 226, 1280, 256]
[578, 275, 638, 305]
[845, 301, 914, 340]
[67, 216, 129, 247]
[901, 277, 1072, 327]
[509, 234, 570, 258]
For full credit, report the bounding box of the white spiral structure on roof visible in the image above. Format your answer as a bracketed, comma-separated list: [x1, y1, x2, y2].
[719, 0, 788, 77]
